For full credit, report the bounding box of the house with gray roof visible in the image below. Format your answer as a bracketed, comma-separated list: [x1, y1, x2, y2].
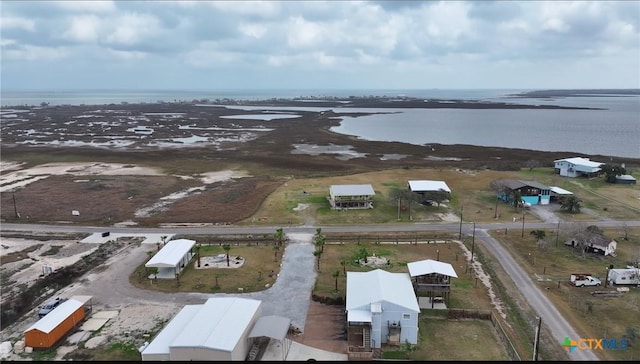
[496, 179, 551, 206]
[329, 184, 375, 210]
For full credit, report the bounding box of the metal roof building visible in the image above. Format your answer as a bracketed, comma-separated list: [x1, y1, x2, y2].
[407, 180, 451, 193]
[407, 259, 459, 278]
[145, 239, 195, 279]
[141, 297, 263, 361]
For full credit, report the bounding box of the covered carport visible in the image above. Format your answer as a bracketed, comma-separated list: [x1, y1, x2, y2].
[248, 315, 292, 361]
[145, 239, 196, 279]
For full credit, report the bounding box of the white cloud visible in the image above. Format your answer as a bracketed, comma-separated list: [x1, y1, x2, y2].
[105, 13, 161, 46]
[0, 16, 36, 31]
[238, 23, 267, 39]
[62, 15, 102, 42]
[53, 0, 116, 13]
[3, 44, 68, 61]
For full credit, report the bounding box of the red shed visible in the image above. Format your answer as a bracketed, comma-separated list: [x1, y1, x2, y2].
[24, 298, 86, 349]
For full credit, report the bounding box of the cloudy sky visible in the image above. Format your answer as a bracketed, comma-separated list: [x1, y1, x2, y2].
[1, 0, 639, 91]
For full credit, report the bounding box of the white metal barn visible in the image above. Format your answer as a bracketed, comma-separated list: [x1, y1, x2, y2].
[141, 297, 262, 361]
[145, 239, 196, 279]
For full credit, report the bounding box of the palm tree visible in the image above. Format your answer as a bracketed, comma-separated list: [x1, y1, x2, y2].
[340, 259, 348, 275]
[274, 228, 285, 247]
[561, 195, 582, 213]
[313, 250, 322, 270]
[511, 190, 522, 211]
[222, 244, 231, 266]
[332, 270, 340, 292]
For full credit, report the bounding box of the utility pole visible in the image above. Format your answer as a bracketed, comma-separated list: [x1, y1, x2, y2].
[397, 198, 401, 221]
[521, 211, 526, 238]
[458, 205, 463, 238]
[533, 316, 542, 361]
[471, 222, 476, 261]
[555, 221, 560, 247]
[13, 193, 18, 219]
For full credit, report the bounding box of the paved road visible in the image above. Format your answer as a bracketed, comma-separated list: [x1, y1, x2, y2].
[3, 215, 639, 360]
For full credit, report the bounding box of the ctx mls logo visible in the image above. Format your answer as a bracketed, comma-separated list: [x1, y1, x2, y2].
[562, 337, 627, 352]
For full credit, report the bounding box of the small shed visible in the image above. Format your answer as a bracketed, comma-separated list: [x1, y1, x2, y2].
[145, 239, 196, 279]
[24, 299, 86, 349]
[615, 175, 637, 184]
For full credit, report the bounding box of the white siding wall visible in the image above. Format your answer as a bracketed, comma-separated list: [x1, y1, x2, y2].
[379, 301, 419, 345]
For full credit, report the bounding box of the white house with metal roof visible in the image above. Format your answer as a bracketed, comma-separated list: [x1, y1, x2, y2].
[554, 157, 603, 178]
[407, 180, 452, 194]
[145, 239, 196, 279]
[329, 184, 375, 210]
[346, 269, 420, 354]
[141, 297, 263, 361]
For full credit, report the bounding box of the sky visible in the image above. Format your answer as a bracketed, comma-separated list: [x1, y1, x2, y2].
[1, 0, 639, 91]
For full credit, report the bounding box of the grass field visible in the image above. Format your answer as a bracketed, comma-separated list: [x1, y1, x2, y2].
[242, 167, 640, 227]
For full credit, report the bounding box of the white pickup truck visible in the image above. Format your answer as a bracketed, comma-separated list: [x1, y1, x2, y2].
[570, 273, 601, 287]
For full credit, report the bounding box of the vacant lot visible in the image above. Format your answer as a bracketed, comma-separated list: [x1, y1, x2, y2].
[486, 226, 640, 361]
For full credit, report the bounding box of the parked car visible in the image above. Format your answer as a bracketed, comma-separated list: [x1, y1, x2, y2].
[38, 298, 67, 318]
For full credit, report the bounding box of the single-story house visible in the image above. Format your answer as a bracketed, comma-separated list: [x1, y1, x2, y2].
[141, 297, 272, 361]
[549, 186, 573, 203]
[24, 298, 87, 349]
[346, 269, 420, 359]
[615, 174, 637, 184]
[565, 236, 617, 257]
[554, 157, 603, 178]
[407, 259, 458, 308]
[145, 239, 196, 279]
[496, 179, 551, 206]
[329, 184, 375, 210]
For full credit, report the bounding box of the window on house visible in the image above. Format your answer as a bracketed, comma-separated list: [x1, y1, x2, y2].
[403, 313, 411, 320]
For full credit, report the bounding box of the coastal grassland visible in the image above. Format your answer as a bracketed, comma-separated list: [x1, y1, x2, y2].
[241, 167, 538, 226]
[243, 166, 640, 226]
[487, 226, 640, 361]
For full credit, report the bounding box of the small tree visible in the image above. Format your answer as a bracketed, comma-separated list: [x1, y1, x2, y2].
[524, 159, 540, 171]
[196, 245, 201, 268]
[600, 163, 626, 183]
[511, 190, 522, 212]
[273, 244, 280, 262]
[222, 244, 231, 266]
[423, 189, 450, 207]
[530, 230, 546, 241]
[489, 179, 508, 218]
